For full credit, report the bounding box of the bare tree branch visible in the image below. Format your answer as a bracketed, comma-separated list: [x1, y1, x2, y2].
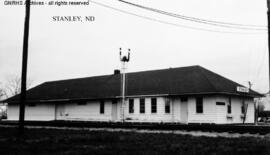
[0, 83, 8, 100]
[4, 75, 33, 97]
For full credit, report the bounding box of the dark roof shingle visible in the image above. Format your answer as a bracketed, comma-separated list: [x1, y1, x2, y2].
[6, 65, 262, 103]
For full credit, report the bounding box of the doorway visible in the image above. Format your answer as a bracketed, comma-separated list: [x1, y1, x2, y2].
[55, 104, 65, 120]
[111, 101, 118, 121]
[181, 102, 188, 123]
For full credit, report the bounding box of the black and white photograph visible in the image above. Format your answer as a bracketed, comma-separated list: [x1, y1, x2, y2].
[0, 0, 270, 154]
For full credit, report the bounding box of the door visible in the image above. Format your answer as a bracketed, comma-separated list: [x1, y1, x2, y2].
[55, 104, 65, 120]
[181, 102, 188, 123]
[111, 101, 118, 121]
[216, 102, 227, 124]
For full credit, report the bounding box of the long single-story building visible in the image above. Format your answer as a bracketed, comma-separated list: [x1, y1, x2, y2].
[5, 65, 262, 124]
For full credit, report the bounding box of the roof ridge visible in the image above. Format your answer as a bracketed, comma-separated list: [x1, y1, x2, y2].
[46, 74, 116, 84]
[127, 65, 200, 75]
[197, 66, 218, 92]
[45, 65, 200, 84]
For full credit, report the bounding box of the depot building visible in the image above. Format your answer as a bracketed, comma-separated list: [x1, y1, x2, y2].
[5, 65, 262, 124]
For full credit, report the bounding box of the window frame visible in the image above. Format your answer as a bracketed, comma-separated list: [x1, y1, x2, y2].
[100, 101, 105, 114]
[140, 98, 145, 114]
[129, 99, 134, 114]
[165, 98, 170, 114]
[227, 97, 232, 114]
[151, 98, 157, 113]
[196, 97, 203, 114]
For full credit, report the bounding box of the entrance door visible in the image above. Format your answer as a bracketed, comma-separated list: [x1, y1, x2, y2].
[111, 101, 118, 121]
[216, 102, 227, 124]
[181, 102, 188, 123]
[55, 104, 65, 120]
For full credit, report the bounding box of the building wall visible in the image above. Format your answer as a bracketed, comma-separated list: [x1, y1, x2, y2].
[7, 95, 255, 124]
[187, 96, 255, 124]
[56, 101, 113, 121]
[187, 97, 217, 123]
[7, 105, 19, 120]
[8, 103, 55, 121]
[213, 96, 254, 124]
[124, 97, 173, 122]
[8, 101, 115, 121]
[228, 97, 254, 124]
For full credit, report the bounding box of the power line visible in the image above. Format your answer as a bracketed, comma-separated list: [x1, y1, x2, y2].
[118, 0, 267, 31]
[253, 43, 268, 85]
[91, 1, 266, 35]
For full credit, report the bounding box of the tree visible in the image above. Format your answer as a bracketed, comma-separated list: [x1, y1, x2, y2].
[0, 89, 7, 100]
[0, 83, 8, 120]
[0, 83, 8, 100]
[4, 75, 33, 98]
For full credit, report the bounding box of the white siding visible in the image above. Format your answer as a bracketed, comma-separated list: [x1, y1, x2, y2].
[8, 101, 115, 121]
[7, 105, 19, 120]
[188, 97, 216, 123]
[124, 97, 173, 122]
[227, 97, 254, 124]
[7, 95, 255, 124]
[8, 104, 55, 121]
[215, 96, 229, 124]
[186, 96, 255, 124]
[56, 101, 113, 121]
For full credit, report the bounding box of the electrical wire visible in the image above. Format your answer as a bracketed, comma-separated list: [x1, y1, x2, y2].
[118, 0, 267, 31]
[91, 0, 266, 35]
[253, 43, 268, 85]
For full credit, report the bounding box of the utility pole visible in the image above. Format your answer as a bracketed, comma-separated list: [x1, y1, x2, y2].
[19, 0, 31, 136]
[267, 0, 270, 93]
[119, 48, 130, 122]
[248, 81, 252, 90]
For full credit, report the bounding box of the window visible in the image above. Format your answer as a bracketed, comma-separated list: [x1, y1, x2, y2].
[216, 102, 225, 105]
[165, 98, 170, 114]
[227, 98, 232, 114]
[196, 97, 203, 113]
[100, 101, 104, 114]
[151, 98, 157, 113]
[129, 99, 134, 113]
[140, 98, 145, 113]
[77, 101, 86, 105]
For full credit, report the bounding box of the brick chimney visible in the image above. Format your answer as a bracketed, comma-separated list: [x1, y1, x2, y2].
[114, 69, 121, 75]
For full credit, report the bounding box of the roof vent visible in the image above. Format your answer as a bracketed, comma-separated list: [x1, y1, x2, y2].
[114, 69, 121, 75]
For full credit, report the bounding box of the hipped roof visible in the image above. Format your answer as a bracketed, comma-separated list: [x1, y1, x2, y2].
[6, 65, 262, 103]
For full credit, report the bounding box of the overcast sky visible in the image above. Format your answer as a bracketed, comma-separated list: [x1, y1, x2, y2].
[0, 0, 268, 93]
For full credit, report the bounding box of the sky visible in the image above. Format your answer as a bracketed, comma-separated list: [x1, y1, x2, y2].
[0, 0, 269, 94]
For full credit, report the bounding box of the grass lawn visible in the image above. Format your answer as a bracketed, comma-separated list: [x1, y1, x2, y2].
[0, 127, 269, 155]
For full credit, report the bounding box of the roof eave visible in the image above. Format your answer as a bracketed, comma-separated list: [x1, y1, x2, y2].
[7, 92, 263, 104]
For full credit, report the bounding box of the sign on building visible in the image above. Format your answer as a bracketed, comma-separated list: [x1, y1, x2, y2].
[236, 86, 249, 93]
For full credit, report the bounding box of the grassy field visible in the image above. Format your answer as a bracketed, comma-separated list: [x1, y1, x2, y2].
[0, 127, 269, 155]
